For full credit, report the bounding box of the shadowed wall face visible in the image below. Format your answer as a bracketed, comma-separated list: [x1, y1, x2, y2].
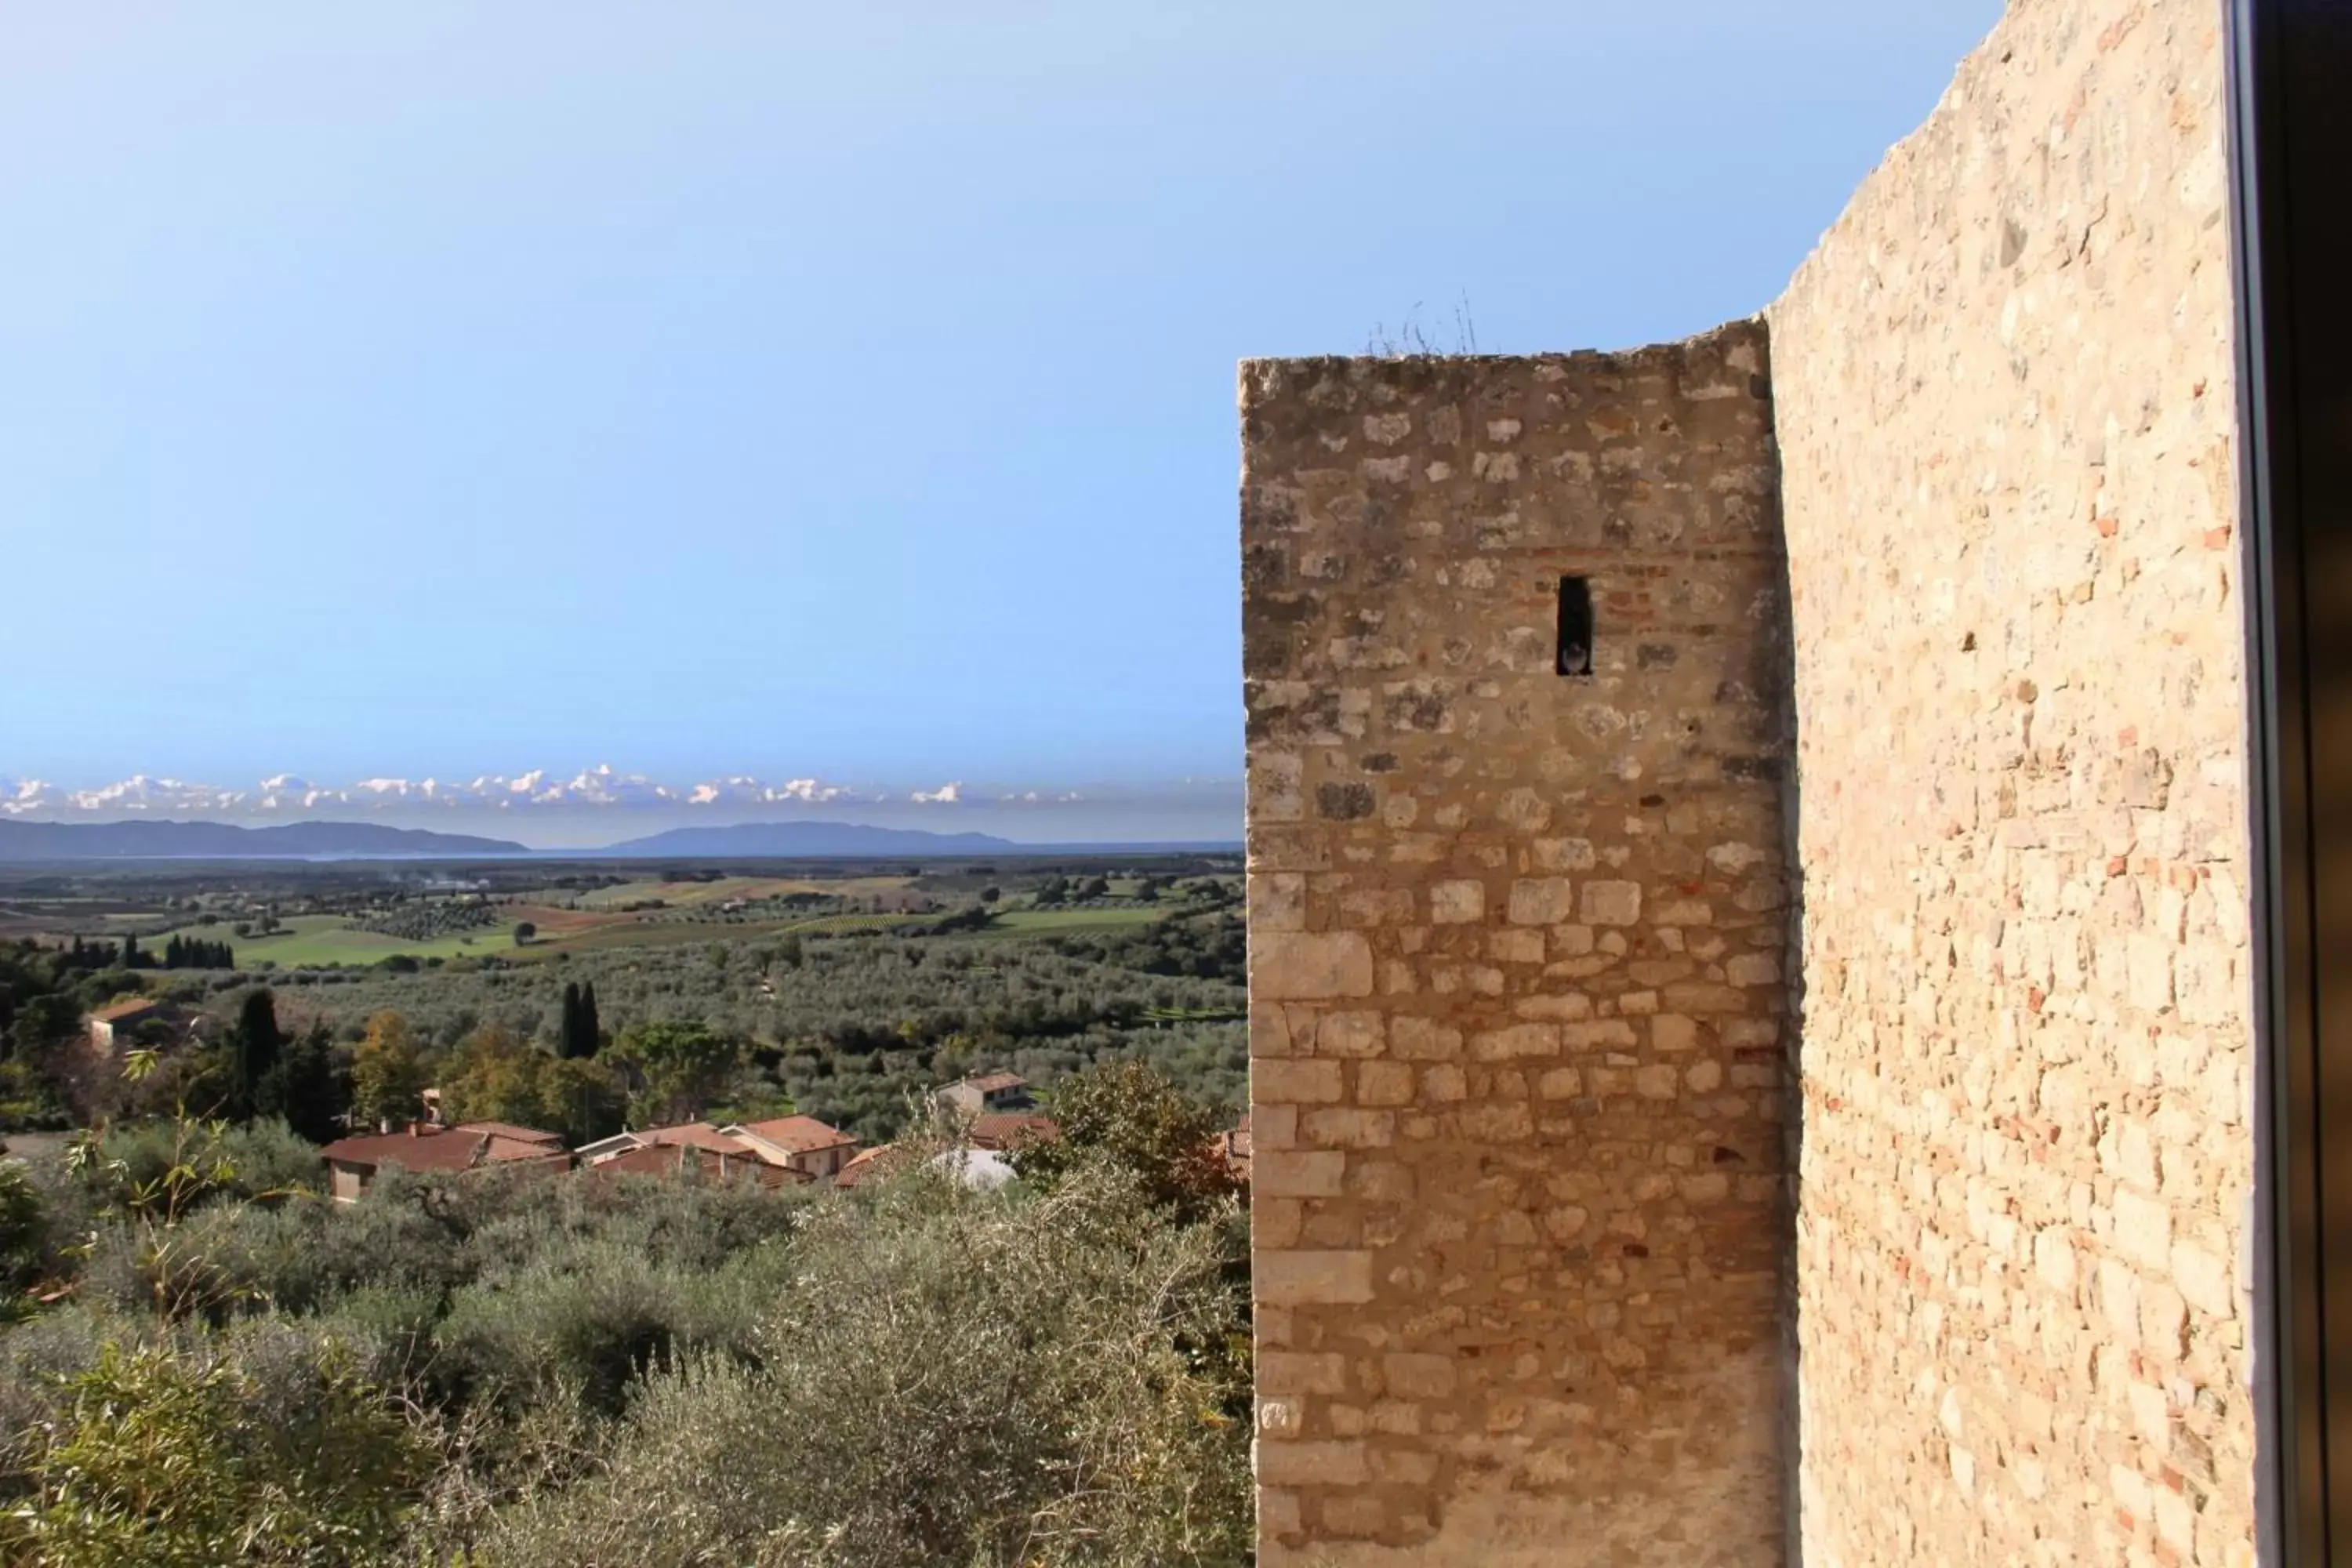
[1240, 324, 1792, 1566]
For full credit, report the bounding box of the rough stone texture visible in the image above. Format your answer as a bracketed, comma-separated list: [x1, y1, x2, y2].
[1241, 325, 1793, 1566]
[1766, 0, 2253, 1563]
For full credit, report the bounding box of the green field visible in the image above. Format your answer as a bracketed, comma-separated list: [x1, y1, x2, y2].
[142, 914, 523, 968]
[128, 898, 1166, 971]
[781, 913, 929, 935]
[571, 875, 913, 911]
[978, 906, 1170, 936]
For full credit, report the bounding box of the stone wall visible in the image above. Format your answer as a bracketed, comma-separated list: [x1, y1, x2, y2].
[1240, 323, 1794, 1565]
[1766, 0, 2253, 1563]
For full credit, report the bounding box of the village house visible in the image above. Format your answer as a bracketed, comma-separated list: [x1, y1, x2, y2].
[728, 1114, 859, 1181]
[576, 1120, 773, 1171]
[83, 996, 167, 1054]
[935, 1072, 1033, 1120]
[580, 1113, 860, 1185]
[317, 1121, 570, 1203]
[1216, 1114, 1250, 1185]
[964, 1112, 1058, 1153]
[584, 1138, 808, 1191]
[832, 1143, 905, 1189]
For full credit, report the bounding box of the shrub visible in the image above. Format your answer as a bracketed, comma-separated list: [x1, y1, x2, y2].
[467, 1167, 1250, 1566]
[2, 1336, 432, 1566]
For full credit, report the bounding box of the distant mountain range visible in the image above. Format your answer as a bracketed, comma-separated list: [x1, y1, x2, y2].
[0, 819, 528, 861]
[0, 818, 1240, 862]
[600, 822, 1016, 857]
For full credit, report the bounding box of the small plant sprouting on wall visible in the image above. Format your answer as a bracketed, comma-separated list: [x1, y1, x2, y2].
[1363, 292, 1479, 357]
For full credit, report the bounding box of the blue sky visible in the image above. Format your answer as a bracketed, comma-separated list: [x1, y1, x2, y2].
[0, 1, 1997, 842]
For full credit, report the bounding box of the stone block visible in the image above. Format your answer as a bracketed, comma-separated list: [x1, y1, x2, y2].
[1357, 1060, 1416, 1106]
[2114, 1189, 2173, 1270]
[1250, 872, 1308, 932]
[1581, 880, 1643, 926]
[1317, 1011, 1386, 1058]
[1383, 1352, 1457, 1399]
[2171, 1240, 2234, 1319]
[1254, 932, 1375, 1000]
[1390, 1017, 1463, 1059]
[1255, 1152, 1347, 1198]
[1432, 880, 1486, 924]
[1303, 1108, 1396, 1149]
[1652, 1014, 1700, 1052]
[1256, 1058, 1344, 1104]
[1257, 1439, 1370, 1487]
[1489, 927, 1547, 964]
[1255, 1250, 1375, 1305]
[1259, 1352, 1348, 1395]
[1508, 877, 1578, 925]
[1471, 1023, 1560, 1061]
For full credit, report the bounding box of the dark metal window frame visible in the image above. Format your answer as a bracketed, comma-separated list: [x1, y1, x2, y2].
[2229, 0, 2352, 1558]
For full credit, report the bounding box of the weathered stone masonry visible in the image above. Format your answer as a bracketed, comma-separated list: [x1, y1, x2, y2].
[1242, 1, 2256, 1563]
[1243, 325, 1792, 1566]
[1769, 0, 2252, 1563]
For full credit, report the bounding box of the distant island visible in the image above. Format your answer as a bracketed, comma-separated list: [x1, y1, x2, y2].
[598, 822, 1018, 857]
[0, 819, 530, 862]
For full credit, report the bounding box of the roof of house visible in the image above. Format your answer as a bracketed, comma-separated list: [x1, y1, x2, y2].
[452, 1121, 564, 1149]
[967, 1113, 1059, 1152]
[1220, 1120, 1252, 1176]
[949, 1073, 1028, 1096]
[637, 1121, 757, 1157]
[318, 1122, 572, 1175]
[587, 1120, 844, 1174]
[590, 1141, 807, 1189]
[735, 1115, 857, 1156]
[833, 1143, 906, 1189]
[89, 998, 163, 1024]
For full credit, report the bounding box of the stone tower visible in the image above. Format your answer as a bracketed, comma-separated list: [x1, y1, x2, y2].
[1241, 1, 2256, 1563]
[1242, 327, 1794, 1565]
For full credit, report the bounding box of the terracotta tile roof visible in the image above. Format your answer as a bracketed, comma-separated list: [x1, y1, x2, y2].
[452, 1121, 564, 1149]
[639, 1122, 761, 1158]
[967, 1113, 1059, 1152]
[590, 1142, 807, 1189]
[89, 998, 164, 1024]
[1220, 1120, 1252, 1178]
[589, 1121, 838, 1174]
[318, 1123, 571, 1175]
[736, 1115, 857, 1156]
[833, 1143, 910, 1189]
[956, 1073, 1028, 1095]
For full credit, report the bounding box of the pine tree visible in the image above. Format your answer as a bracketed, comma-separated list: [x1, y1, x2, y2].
[232, 989, 285, 1123]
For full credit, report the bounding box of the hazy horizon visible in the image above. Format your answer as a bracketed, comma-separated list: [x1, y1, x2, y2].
[0, 766, 1243, 847]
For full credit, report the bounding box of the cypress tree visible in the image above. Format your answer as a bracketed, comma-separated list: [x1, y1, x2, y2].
[579, 981, 600, 1058]
[557, 982, 586, 1059]
[232, 989, 285, 1123]
[274, 1022, 343, 1143]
